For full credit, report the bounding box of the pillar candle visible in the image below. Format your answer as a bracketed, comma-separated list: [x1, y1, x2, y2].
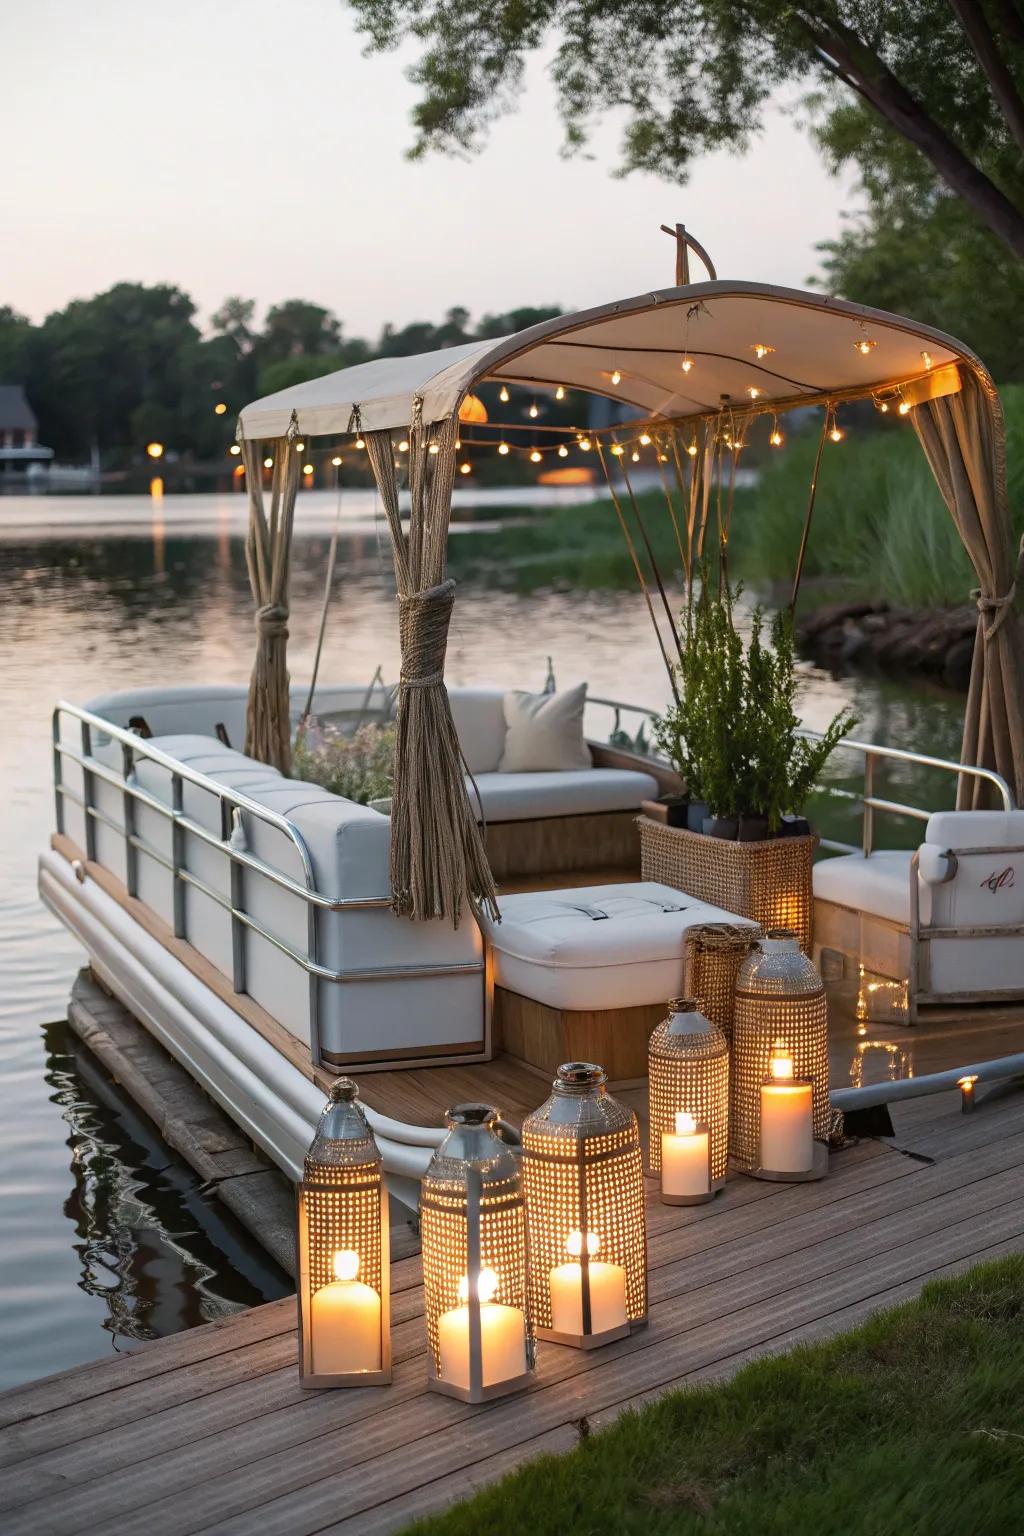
[660, 1111, 711, 1200]
[310, 1250, 382, 1374]
[759, 1080, 813, 1172]
[437, 1268, 527, 1390]
[549, 1231, 628, 1336]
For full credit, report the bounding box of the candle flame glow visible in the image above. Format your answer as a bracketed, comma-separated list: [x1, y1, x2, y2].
[457, 1266, 499, 1304]
[566, 1230, 600, 1259]
[770, 1043, 795, 1080]
[332, 1249, 360, 1282]
[674, 1111, 698, 1136]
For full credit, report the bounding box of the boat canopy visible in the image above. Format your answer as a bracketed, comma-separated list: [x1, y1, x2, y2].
[237, 281, 974, 441]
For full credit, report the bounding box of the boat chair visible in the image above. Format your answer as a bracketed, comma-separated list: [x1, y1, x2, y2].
[812, 810, 1024, 1020]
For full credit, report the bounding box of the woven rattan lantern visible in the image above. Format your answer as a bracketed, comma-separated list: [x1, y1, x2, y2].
[648, 998, 729, 1204]
[420, 1104, 533, 1403]
[684, 923, 761, 1043]
[296, 1078, 391, 1387]
[731, 929, 829, 1181]
[522, 1063, 647, 1349]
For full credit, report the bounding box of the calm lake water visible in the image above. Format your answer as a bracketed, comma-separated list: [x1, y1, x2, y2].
[0, 487, 967, 1389]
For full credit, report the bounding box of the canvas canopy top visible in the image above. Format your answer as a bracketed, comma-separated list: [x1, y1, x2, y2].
[236, 279, 980, 442]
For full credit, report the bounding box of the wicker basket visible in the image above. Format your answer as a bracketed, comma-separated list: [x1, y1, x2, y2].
[639, 817, 816, 954]
[684, 923, 762, 1043]
[647, 998, 729, 1183]
[730, 930, 829, 1173]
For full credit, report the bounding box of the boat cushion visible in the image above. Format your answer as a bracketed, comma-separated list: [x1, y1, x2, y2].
[481, 881, 755, 1010]
[812, 850, 914, 927]
[498, 685, 592, 772]
[448, 686, 508, 774]
[925, 809, 1024, 849]
[466, 768, 658, 824]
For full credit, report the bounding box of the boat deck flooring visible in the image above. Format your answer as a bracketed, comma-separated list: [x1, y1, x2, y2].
[2, 1083, 1022, 1536]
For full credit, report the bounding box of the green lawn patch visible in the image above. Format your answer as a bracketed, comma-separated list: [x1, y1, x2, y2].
[400, 1255, 1024, 1536]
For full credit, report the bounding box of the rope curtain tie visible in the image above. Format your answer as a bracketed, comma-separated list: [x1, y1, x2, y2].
[972, 536, 1024, 640]
[398, 580, 455, 689]
[256, 602, 289, 638]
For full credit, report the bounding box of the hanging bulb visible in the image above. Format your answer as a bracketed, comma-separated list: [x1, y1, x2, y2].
[747, 386, 762, 400]
[558, 444, 569, 458]
[528, 402, 539, 419]
[331, 454, 343, 466]
[921, 350, 933, 369]
[295, 440, 305, 452]
[878, 401, 890, 414]
[498, 441, 510, 455]
[686, 440, 698, 458]
[459, 462, 471, 475]
[610, 443, 624, 456]
[770, 428, 783, 447]
[854, 337, 877, 355]
[455, 438, 461, 449]
[428, 442, 440, 454]
[529, 449, 542, 463]
[263, 456, 274, 469]
[555, 385, 565, 401]
[898, 399, 911, 415]
[639, 432, 651, 446]
[499, 385, 510, 403]
[681, 357, 694, 373]
[611, 369, 621, 386]
[303, 463, 314, 474]
[229, 443, 241, 456]
[355, 436, 365, 449]
[631, 449, 640, 462]
[398, 439, 409, 452]
[579, 436, 592, 451]
[751, 342, 775, 360]
[829, 422, 844, 443]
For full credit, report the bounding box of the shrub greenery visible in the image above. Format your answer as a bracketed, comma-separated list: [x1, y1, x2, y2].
[293, 720, 396, 804]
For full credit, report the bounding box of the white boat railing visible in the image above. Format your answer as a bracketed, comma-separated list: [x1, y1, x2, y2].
[51, 702, 485, 1070]
[585, 697, 1015, 854]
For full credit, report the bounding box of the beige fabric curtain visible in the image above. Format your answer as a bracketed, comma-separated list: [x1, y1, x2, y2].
[241, 422, 300, 775]
[363, 401, 499, 924]
[912, 371, 1024, 806]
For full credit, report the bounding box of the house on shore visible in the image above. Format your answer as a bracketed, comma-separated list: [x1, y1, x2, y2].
[0, 385, 53, 478]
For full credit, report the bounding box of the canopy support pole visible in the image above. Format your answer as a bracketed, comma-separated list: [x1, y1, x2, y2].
[790, 410, 830, 614]
[596, 441, 679, 700]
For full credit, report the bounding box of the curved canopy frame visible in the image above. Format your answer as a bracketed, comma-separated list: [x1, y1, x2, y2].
[237, 279, 1022, 923]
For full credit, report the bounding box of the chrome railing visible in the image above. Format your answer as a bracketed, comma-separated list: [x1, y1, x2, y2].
[52, 702, 485, 1065]
[583, 697, 1015, 855]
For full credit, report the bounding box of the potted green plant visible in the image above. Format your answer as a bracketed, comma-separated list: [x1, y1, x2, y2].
[655, 582, 855, 840]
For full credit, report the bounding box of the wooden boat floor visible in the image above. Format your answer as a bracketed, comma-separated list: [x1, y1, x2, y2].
[1, 1086, 1022, 1536]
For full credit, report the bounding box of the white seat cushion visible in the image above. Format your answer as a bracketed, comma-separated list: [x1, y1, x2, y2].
[925, 809, 1024, 849]
[467, 768, 658, 823]
[813, 851, 914, 926]
[482, 881, 755, 1010]
[448, 686, 508, 774]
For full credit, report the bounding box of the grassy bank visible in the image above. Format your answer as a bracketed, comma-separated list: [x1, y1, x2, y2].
[448, 385, 1024, 609]
[401, 1255, 1024, 1536]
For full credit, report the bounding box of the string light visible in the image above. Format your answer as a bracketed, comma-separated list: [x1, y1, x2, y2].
[579, 436, 592, 451]
[428, 442, 440, 454]
[898, 399, 912, 416]
[878, 401, 890, 413]
[747, 386, 762, 400]
[686, 439, 698, 457]
[528, 402, 539, 419]
[853, 337, 877, 355]
[355, 436, 366, 449]
[229, 443, 241, 456]
[455, 438, 461, 449]
[295, 440, 305, 451]
[921, 350, 933, 369]
[499, 385, 510, 403]
[263, 456, 273, 469]
[529, 449, 542, 463]
[751, 343, 775, 360]
[610, 443, 624, 456]
[681, 357, 694, 374]
[214, 402, 228, 415]
[828, 408, 844, 443]
[769, 416, 784, 447]
[555, 385, 565, 400]
[498, 441, 510, 455]
[303, 462, 314, 474]
[631, 450, 640, 462]
[398, 439, 409, 452]
[558, 444, 569, 458]
[460, 462, 471, 475]
[611, 369, 622, 386]
[639, 432, 652, 446]
[331, 455, 343, 466]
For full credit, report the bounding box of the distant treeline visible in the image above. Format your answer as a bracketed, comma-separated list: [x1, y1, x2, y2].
[0, 291, 562, 463]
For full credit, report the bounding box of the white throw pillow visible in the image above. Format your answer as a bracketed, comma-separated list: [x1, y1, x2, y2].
[498, 685, 593, 773]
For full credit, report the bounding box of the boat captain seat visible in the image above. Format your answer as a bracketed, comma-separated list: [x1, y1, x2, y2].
[812, 809, 1024, 1016]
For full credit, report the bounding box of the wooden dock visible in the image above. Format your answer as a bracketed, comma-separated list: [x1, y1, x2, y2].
[1, 1083, 1022, 1536]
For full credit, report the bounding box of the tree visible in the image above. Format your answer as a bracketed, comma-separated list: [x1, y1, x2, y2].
[0, 306, 32, 383]
[348, 0, 1024, 262]
[257, 300, 342, 364]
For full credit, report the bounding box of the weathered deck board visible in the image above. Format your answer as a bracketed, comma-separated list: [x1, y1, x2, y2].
[0, 1090, 1021, 1536]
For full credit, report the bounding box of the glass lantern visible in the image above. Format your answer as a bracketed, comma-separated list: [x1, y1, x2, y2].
[648, 998, 729, 1204]
[420, 1104, 534, 1403]
[296, 1077, 391, 1387]
[522, 1062, 647, 1349]
[731, 929, 829, 1180]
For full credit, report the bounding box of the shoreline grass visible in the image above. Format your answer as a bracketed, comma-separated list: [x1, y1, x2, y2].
[399, 1255, 1024, 1536]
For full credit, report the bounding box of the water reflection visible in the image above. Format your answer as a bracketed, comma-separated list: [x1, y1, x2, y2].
[848, 1038, 915, 1090]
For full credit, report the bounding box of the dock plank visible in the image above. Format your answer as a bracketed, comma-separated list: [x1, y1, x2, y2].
[0, 1089, 1020, 1536]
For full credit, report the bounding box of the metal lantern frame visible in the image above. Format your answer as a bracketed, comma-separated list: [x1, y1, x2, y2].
[522, 1062, 647, 1350]
[297, 1078, 392, 1388]
[730, 929, 829, 1183]
[420, 1103, 535, 1404]
[648, 996, 729, 1201]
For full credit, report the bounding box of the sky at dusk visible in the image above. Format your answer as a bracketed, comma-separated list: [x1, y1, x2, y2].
[5, 0, 855, 338]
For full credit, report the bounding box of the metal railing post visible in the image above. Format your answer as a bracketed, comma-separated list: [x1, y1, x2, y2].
[80, 719, 96, 862]
[862, 751, 875, 857]
[52, 710, 65, 836]
[171, 772, 186, 939]
[122, 740, 138, 897]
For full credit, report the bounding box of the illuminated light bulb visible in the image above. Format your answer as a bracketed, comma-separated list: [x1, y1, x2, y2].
[658, 452, 669, 462]
[455, 438, 461, 449]
[555, 385, 565, 400]
[234, 463, 245, 475]
[687, 440, 698, 457]
[498, 441, 510, 456]
[853, 337, 877, 355]
[214, 402, 228, 415]
[770, 428, 784, 447]
[829, 425, 844, 443]
[145, 441, 164, 460]
[751, 343, 775, 359]
[681, 357, 694, 373]
[303, 463, 314, 474]
[229, 443, 241, 456]
[459, 462, 471, 475]
[611, 369, 622, 385]
[631, 450, 640, 462]
[528, 403, 539, 419]
[558, 444, 569, 458]
[295, 440, 305, 451]
[530, 449, 542, 463]
[428, 442, 440, 454]
[331, 455, 342, 466]
[579, 437, 592, 452]
[499, 385, 510, 403]
[398, 439, 409, 452]
[639, 432, 652, 446]
[921, 350, 933, 369]
[898, 400, 911, 415]
[610, 443, 624, 456]
[355, 436, 366, 449]
[747, 386, 762, 399]
[263, 456, 273, 469]
[879, 402, 890, 413]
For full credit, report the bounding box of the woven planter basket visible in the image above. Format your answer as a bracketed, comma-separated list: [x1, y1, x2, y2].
[639, 817, 816, 954]
[683, 922, 762, 1044]
[647, 998, 729, 1182]
[730, 929, 829, 1172]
